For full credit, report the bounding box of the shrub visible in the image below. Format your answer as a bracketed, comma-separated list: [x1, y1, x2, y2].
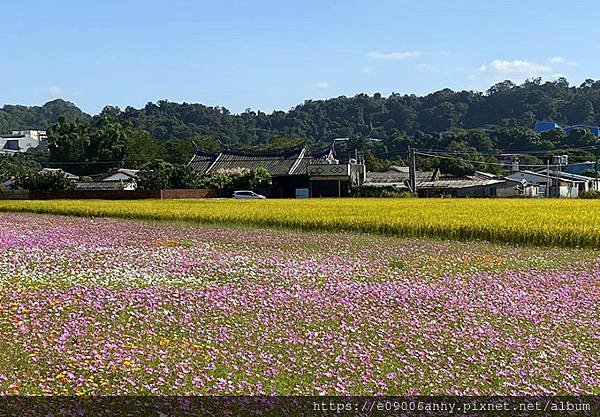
[16, 171, 75, 191]
[351, 185, 411, 198]
[579, 190, 600, 199]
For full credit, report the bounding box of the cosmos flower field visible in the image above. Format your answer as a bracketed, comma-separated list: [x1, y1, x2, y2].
[0, 213, 598, 395]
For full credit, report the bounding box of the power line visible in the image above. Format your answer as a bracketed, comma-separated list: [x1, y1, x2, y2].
[420, 144, 600, 156]
[415, 152, 563, 168]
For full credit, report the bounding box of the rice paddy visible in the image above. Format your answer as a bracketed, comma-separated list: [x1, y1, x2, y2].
[1, 198, 600, 248]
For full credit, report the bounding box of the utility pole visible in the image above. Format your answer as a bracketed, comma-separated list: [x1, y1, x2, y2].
[546, 160, 550, 198]
[594, 157, 598, 190]
[556, 158, 561, 198]
[409, 146, 417, 197]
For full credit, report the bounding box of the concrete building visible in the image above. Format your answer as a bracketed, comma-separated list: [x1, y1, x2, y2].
[534, 121, 600, 138]
[0, 130, 47, 154]
[416, 178, 537, 198]
[506, 170, 585, 198]
[534, 121, 561, 133]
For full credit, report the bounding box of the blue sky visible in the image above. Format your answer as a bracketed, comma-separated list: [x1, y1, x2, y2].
[1, 0, 597, 114]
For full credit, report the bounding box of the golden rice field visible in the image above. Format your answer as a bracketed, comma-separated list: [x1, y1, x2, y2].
[1, 198, 600, 248]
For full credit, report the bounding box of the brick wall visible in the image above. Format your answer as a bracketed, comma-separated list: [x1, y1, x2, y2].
[160, 189, 218, 199]
[29, 189, 217, 200]
[0, 190, 30, 200]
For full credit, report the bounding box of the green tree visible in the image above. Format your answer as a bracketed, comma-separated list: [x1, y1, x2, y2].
[123, 129, 164, 168]
[16, 171, 75, 191]
[47, 116, 90, 166]
[138, 160, 175, 190]
[89, 116, 128, 164]
[248, 167, 272, 189]
[0, 154, 40, 184]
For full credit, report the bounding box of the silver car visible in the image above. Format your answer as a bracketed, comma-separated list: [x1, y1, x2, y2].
[232, 190, 266, 199]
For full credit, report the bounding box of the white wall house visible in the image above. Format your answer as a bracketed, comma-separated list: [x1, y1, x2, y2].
[75, 168, 139, 191]
[506, 171, 584, 198]
[0, 130, 47, 154]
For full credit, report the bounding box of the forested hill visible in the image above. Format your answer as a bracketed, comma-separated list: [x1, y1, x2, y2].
[4, 78, 600, 143]
[0, 99, 90, 132]
[4, 77, 600, 172]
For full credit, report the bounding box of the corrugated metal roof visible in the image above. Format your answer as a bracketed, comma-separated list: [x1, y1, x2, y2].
[75, 181, 130, 190]
[417, 179, 505, 189]
[536, 169, 596, 182]
[366, 170, 437, 183]
[508, 170, 584, 184]
[362, 181, 409, 189]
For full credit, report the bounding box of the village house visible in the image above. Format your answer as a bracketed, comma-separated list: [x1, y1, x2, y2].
[0, 130, 47, 154]
[415, 177, 538, 198]
[362, 166, 440, 190]
[505, 170, 590, 198]
[189, 142, 365, 197]
[363, 167, 538, 198]
[40, 167, 80, 180]
[75, 168, 139, 191]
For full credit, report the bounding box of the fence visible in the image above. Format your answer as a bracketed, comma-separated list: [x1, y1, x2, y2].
[0, 190, 30, 200]
[27, 189, 218, 200]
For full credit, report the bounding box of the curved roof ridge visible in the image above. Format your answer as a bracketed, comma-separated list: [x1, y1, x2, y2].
[192, 141, 219, 157]
[218, 141, 306, 157]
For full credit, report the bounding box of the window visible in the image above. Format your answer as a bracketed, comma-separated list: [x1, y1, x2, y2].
[3, 140, 19, 150]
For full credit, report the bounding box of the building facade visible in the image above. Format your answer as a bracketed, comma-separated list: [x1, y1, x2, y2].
[189, 142, 365, 198]
[0, 130, 47, 154]
[534, 121, 600, 137]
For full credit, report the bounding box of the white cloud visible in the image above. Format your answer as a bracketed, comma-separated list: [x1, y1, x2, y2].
[416, 63, 436, 72]
[547, 56, 577, 66]
[476, 59, 552, 78]
[361, 66, 373, 73]
[439, 50, 451, 56]
[367, 50, 421, 60]
[315, 81, 329, 89]
[47, 86, 63, 96]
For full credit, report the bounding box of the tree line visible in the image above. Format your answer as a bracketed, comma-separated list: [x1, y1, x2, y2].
[3, 77, 600, 176]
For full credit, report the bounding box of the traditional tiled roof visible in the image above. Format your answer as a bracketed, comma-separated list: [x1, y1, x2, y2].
[189, 142, 335, 177]
[289, 147, 335, 175]
[188, 148, 218, 173]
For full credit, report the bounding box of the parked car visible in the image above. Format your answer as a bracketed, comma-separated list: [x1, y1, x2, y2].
[232, 190, 266, 199]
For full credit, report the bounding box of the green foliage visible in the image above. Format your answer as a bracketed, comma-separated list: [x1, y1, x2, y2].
[15, 171, 75, 191]
[163, 139, 195, 164]
[187, 167, 270, 192]
[89, 116, 128, 163]
[204, 168, 272, 193]
[123, 129, 165, 168]
[47, 116, 91, 166]
[9, 78, 600, 176]
[581, 168, 599, 178]
[0, 99, 89, 133]
[351, 185, 411, 198]
[0, 154, 40, 184]
[579, 190, 600, 199]
[138, 160, 177, 190]
[247, 167, 272, 189]
[170, 164, 196, 189]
